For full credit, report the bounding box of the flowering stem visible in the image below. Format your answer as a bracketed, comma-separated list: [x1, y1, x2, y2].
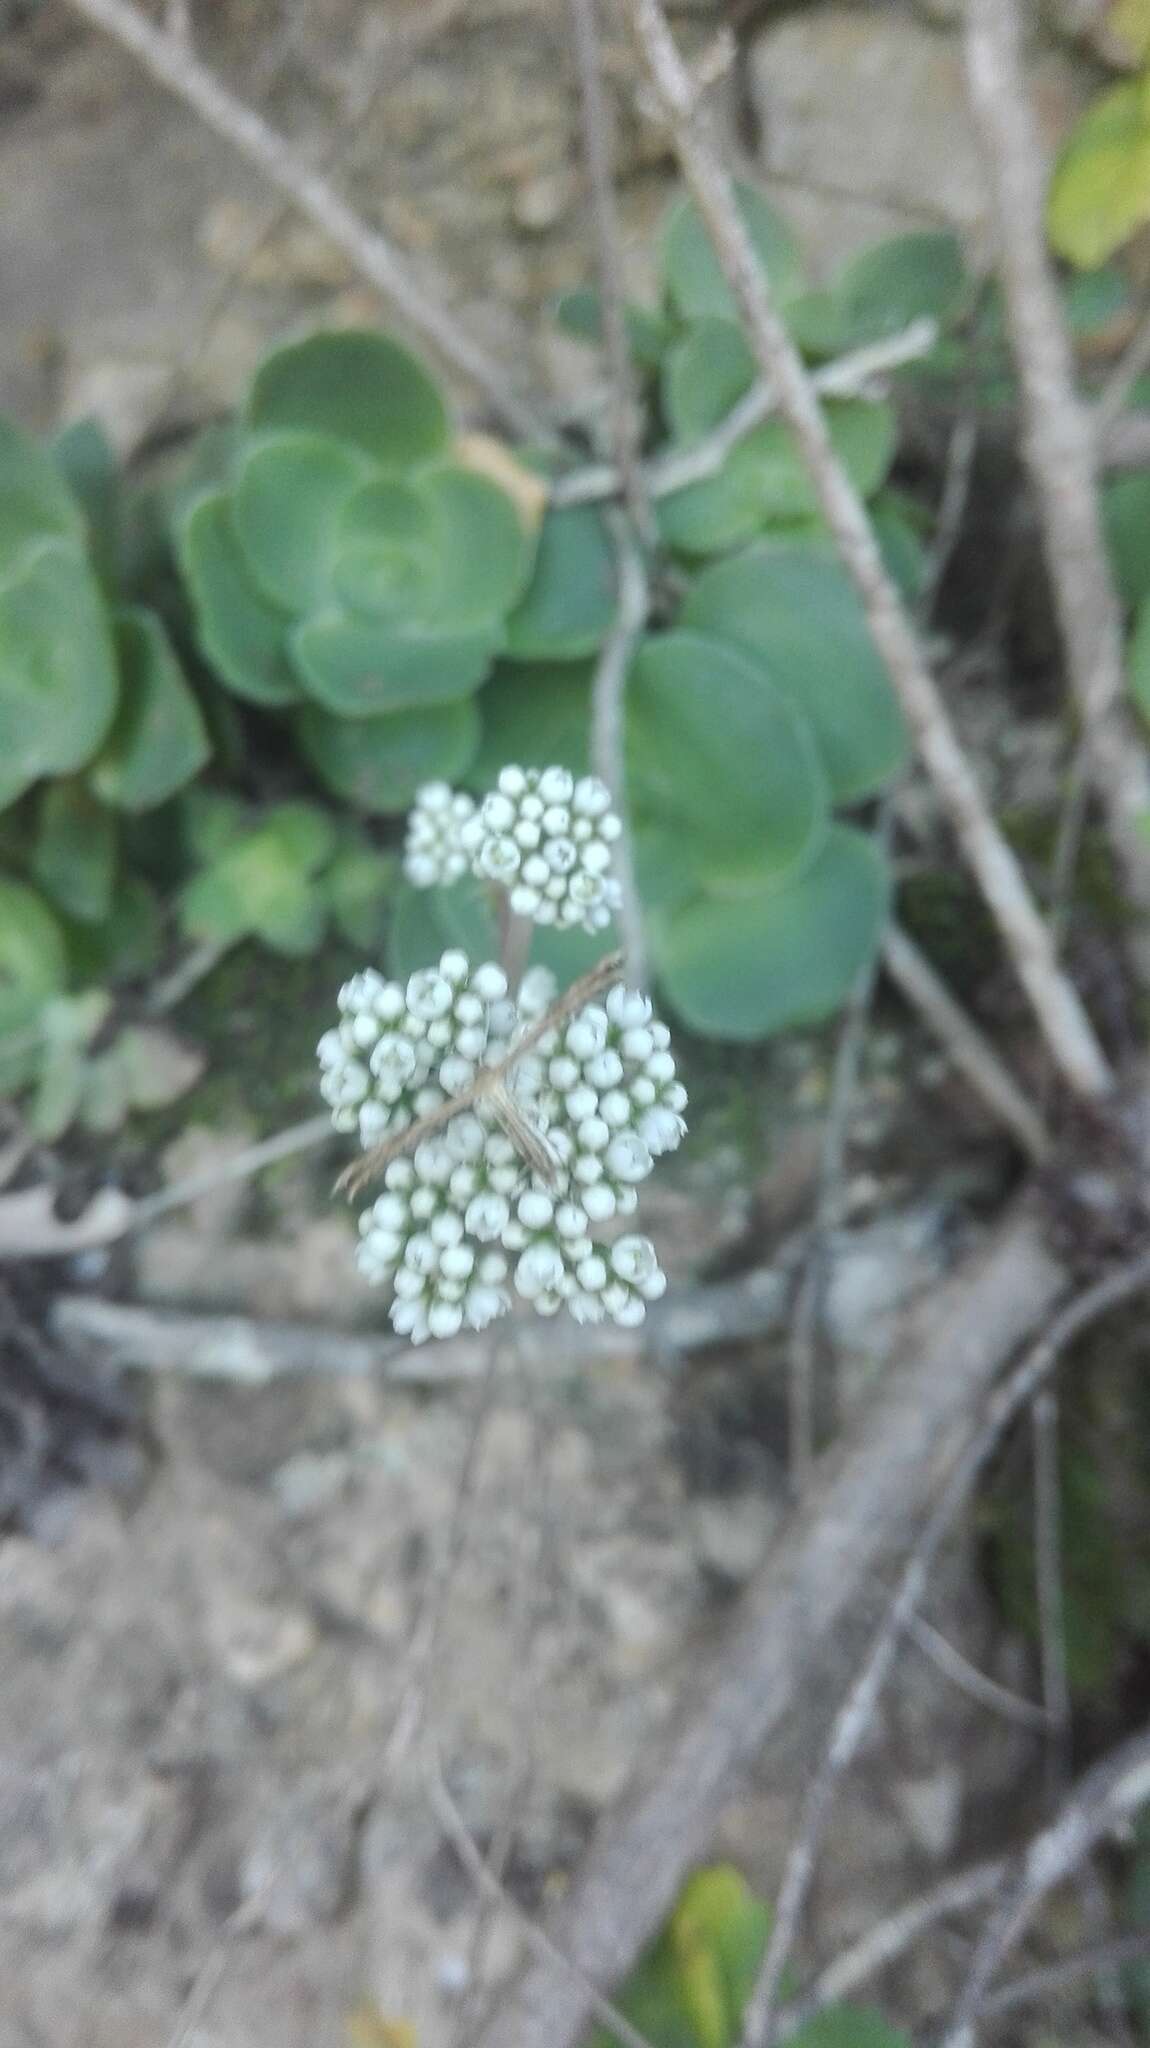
[336, 949, 625, 1200]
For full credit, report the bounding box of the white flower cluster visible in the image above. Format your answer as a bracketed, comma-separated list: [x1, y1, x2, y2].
[403, 765, 623, 935]
[402, 782, 476, 889]
[318, 952, 686, 1345]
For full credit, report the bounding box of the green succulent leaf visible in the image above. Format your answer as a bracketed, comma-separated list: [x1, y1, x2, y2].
[1048, 74, 1150, 270]
[0, 418, 84, 576]
[295, 697, 480, 812]
[180, 786, 250, 864]
[661, 182, 803, 322]
[421, 467, 532, 626]
[290, 612, 501, 715]
[0, 876, 67, 1049]
[179, 492, 299, 705]
[324, 841, 397, 947]
[680, 542, 909, 801]
[652, 825, 890, 1040]
[333, 467, 531, 631]
[831, 230, 966, 347]
[31, 1037, 89, 1141]
[0, 539, 119, 810]
[661, 319, 755, 443]
[232, 431, 372, 613]
[246, 328, 450, 469]
[1103, 471, 1150, 614]
[504, 503, 617, 661]
[471, 657, 594, 785]
[65, 873, 163, 985]
[1129, 591, 1150, 728]
[389, 872, 497, 981]
[331, 475, 438, 618]
[627, 629, 829, 885]
[793, 2013, 911, 2048]
[90, 608, 210, 811]
[33, 778, 117, 925]
[50, 416, 121, 590]
[552, 286, 669, 369]
[181, 801, 335, 954]
[657, 400, 895, 557]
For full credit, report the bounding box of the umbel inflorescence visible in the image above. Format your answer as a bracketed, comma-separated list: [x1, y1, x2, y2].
[318, 767, 686, 1345]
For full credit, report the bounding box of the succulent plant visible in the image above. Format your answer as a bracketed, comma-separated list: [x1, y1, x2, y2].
[179, 793, 395, 957]
[178, 329, 539, 811]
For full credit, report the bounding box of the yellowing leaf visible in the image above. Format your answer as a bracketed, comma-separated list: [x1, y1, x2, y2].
[345, 2004, 417, 2048]
[455, 432, 548, 532]
[1108, 0, 1150, 67]
[1048, 74, 1150, 269]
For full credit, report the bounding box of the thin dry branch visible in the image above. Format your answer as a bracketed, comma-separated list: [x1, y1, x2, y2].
[881, 923, 1050, 1161]
[568, 0, 653, 544]
[590, 527, 649, 985]
[629, 0, 1112, 1106]
[738, 1250, 1150, 2046]
[63, 0, 550, 442]
[472, 1202, 1065, 2048]
[963, 0, 1150, 929]
[942, 1721, 1150, 2044]
[551, 319, 938, 508]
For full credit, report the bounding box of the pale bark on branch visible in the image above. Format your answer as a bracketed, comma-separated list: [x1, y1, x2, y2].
[473, 1203, 1064, 2048]
[963, 0, 1150, 931]
[627, 0, 1112, 1106]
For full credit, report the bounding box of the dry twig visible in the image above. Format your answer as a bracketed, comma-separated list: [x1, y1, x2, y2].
[63, 0, 550, 441]
[472, 1203, 1065, 2048]
[942, 1721, 1150, 2044]
[629, 0, 1112, 1105]
[963, 0, 1150, 929]
[739, 1250, 1150, 2045]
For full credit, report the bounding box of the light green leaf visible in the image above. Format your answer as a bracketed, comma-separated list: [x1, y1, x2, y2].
[232, 431, 371, 612]
[50, 416, 121, 590]
[470, 657, 593, 785]
[552, 287, 669, 369]
[831, 231, 966, 346]
[661, 319, 755, 443]
[0, 539, 119, 810]
[504, 503, 617, 661]
[626, 629, 829, 885]
[680, 542, 909, 801]
[179, 492, 299, 705]
[324, 842, 397, 947]
[1103, 472, 1150, 614]
[657, 401, 895, 557]
[290, 613, 501, 715]
[91, 608, 210, 811]
[33, 780, 117, 924]
[0, 876, 67, 1042]
[247, 328, 450, 469]
[1130, 590, 1150, 729]
[388, 873, 497, 981]
[793, 2010, 911, 2048]
[662, 182, 803, 322]
[652, 825, 890, 1040]
[1048, 75, 1150, 270]
[0, 418, 84, 576]
[295, 697, 480, 812]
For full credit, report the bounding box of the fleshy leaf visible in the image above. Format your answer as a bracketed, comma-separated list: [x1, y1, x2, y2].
[1048, 76, 1150, 269]
[295, 698, 480, 812]
[831, 230, 966, 346]
[91, 608, 210, 811]
[179, 492, 299, 705]
[0, 418, 84, 576]
[247, 329, 449, 469]
[470, 658, 594, 786]
[290, 613, 501, 715]
[388, 873, 497, 981]
[680, 542, 909, 801]
[232, 431, 371, 612]
[1129, 590, 1150, 727]
[661, 319, 756, 443]
[661, 182, 803, 322]
[0, 539, 119, 810]
[504, 503, 617, 661]
[1103, 472, 1150, 614]
[0, 876, 67, 1042]
[657, 400, 895, 556]
[626, 629, 829, 885]
[33, 779, 117, 924]
[652, 825, 890, 1040]
[324, 842, 397, 947]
